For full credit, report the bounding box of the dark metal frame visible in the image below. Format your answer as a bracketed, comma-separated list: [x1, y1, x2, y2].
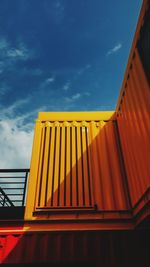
[0, 169, 29, 207]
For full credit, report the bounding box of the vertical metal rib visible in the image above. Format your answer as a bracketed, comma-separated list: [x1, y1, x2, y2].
[45, 127, 52, 206]
[38, 127, 46, 206]
[64, 127, 67, 206]
[75, 127, 79, 206]
[85, 127, 92, 205]
[51, 127, 57, 206]
[85, 127, 92, 206]
[57, 127, 62, 206]
[70, 127, 72, 206]
[113, 120, 132, 209]
[80, 127, 85, 206]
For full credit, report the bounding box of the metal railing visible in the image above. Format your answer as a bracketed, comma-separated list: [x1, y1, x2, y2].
[0, 169, 30, 207]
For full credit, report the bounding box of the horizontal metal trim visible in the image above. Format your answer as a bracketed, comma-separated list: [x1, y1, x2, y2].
[1, 188, 24, 190]
[0, 169, 30, 173]
[35, 206, 95, 211]
[38, 111, 115, 121]
[0, 182, 24, 184]
[33, 211, 132, 219]
[0, 177, 25, 179]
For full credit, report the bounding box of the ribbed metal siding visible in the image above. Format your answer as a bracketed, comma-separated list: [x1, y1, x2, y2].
[33, 119, 128, 212]
[117, 49, 150, 206]
[36, 121, 93, 209]
[88, 120, 129, 210]
[0, 231, 149, 265]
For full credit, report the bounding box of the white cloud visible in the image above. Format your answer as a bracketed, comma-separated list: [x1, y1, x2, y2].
[7, 49, 25, 58]
[7, 49, 23, 57]
[0, 98, 31, 118]
[64, 92, 91, 103]
[0, 38, 34, 83]
[65, 93, 81, 103]
[77, 64, 91, 76]
[0, 119, 33, 168]
[45, 77, 55, 83]
[84, 92, 91, 96]
[0, 99, 47, 168]
[72, 93, 81, 100]
[7, 42, 32, 61]
[0, 37, 33, 62]
[63, 81, 70, 91]
[106, 43, 122, 56]
[40, 76, 55, 89]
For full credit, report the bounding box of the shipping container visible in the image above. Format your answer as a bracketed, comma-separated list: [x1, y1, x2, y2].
[115, 0, 150, 225]
[0, 0, 150, 265]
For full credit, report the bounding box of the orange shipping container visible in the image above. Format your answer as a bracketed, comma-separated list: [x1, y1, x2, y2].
[116, 0, 150, 209]
[0, 0, 150, 265]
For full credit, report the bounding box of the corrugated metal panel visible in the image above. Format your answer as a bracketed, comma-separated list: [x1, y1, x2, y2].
[116, 49, 150, 205]
[25, 113, 129, 220]
[88, 120, 129, 210]
[0, 231, 149, 265]
[36, 121, 93, 209]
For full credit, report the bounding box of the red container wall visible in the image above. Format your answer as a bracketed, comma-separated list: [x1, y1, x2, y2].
[0, 231, 149, 265]
[116, 50, 150, 206]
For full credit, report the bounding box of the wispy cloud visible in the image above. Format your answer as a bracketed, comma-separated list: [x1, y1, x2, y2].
[0, 99, 47, 168]
[0, 109, 33, 168]
[0, 118, 33, 168]
[63, 91, 90, 104]
[77, 64, 91, 76]
[84, 92, 91, 96]
[0, 98, 31, 119]
[106, 43, 122, 56]
[63, 81, 70, 91]
[40, 76, 55, 89]
[0, 37, 33, 63]
[6, 42, 32, 61]
[45, 77, 55, 83]
[65, 93, 81, 103]
[72, 93, 81, 100]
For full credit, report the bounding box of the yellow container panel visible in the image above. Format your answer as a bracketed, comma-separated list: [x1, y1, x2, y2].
[35, 121, 94, 209]
[25, 112, 130, 220]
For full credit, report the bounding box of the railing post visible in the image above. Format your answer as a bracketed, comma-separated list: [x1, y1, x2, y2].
[3, 196, 5, 207]
[22, 170, 29, 206]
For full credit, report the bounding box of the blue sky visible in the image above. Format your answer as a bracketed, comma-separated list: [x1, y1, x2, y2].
[0, 0, 142, 167]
